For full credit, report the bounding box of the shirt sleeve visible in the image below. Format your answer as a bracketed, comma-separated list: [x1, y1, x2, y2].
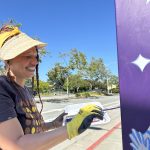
[0, 81, 17, 122]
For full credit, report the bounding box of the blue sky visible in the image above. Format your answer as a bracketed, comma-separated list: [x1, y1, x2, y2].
[1, 0, 118, 81]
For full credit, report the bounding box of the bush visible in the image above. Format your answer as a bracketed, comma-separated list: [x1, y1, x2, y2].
[88, 91, 103, 96]
[75, 92, 91, 98]
[112, 88, 119, 93]
[75, 93, 81, 97]
[83, 92, 90, 98]
[75, 91, 105, 98]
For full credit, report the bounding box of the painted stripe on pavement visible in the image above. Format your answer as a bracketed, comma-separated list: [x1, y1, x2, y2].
[86, 122, 121, 150]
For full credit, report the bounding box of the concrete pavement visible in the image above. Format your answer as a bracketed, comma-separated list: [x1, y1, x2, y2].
[37, 95, 122, 150]
[87, 122, 122, 150]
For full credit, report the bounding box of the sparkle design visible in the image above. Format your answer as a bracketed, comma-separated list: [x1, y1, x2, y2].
[131, 54, 150, 72]
[129, 128, 150, 149]
[146, 0, 150, 4]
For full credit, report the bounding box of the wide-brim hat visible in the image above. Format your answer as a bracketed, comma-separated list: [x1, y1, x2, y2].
[0, 32, 47, 60]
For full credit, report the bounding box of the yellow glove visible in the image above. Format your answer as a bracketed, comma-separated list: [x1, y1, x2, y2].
[66, 104, 104, 139]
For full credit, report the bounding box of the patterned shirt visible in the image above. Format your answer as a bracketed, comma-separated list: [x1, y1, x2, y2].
[0, 76, 45, 135]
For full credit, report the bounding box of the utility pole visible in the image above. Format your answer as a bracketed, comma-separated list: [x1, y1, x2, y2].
[105, 62, 116, 95]
[66, 76, 69, 98]
[106, 75, 109, 94]
[59, 52, 70, 98]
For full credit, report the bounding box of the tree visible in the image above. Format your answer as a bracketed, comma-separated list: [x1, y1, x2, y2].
[69, 48, 87, 74]
[63, 74, 90, 93]
[85, 57, 108, 90]
[47, 63, 70, 90]
[59, 49, 88, 94]
[33, 37, 50, 63]
[0, 19, 22, 28]
[33, 80, 50, 94]
[109, 75, 119, 85]
[0, 68, 5, 75]
[108, 75, 119, 92]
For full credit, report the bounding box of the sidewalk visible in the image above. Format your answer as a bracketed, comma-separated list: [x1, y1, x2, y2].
[51, 122, 122, 150]
[87, 122, 122, 150]
[51, 109, 122, 150]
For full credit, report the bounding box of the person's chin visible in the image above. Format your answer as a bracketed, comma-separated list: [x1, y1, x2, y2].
[26, 72, 35, 78]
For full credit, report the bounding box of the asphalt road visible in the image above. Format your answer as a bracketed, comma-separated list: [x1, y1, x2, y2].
[37, 94, 120, 121]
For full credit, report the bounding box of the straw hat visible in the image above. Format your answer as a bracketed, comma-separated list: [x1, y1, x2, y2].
[0, 26, 47, 60]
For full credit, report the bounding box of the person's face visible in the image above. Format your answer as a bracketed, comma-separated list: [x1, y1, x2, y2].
[9, 47, 38, 80]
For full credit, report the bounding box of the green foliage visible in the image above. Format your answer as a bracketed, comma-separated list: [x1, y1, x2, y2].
[75, 90, 105, 98]
[0, 20, 119, 95]
[75, 92, 90, 98]
[75, 93, 81, 97]
[109, 75, 119, 86]
[112, 88, 119, 93]
[63, 74, 90, 93]
[48, 49, 119, 93]
[33, 37, 50, 63]
[34, 80, 50, 93]
[84, 57, 109, 90]
[87, 57, 107, 80]
[59, 48, 87, 76]
[83, 92, 90, 98]
[47, 63, 70, 89]
[0, 61, 5, 75]
[69, 48, 87, 71]
[25, 79, 51, 94]
[0, 19, 22, 29]
[25, 79, 32, 88]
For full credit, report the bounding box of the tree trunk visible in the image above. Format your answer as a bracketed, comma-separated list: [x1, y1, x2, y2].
[89, 83, 92, 90]
[77, 87, 80, 92]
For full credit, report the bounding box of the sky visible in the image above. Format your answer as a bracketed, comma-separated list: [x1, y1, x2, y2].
[1, 0, 118, 81]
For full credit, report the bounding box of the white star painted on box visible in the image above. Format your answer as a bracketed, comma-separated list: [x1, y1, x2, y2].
[131, 54, 150, 72]
[146, 0, 150, 4]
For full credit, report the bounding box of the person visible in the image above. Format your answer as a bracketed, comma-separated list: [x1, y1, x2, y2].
[0, 24, 104, 150]
[0, 135, 23, 150]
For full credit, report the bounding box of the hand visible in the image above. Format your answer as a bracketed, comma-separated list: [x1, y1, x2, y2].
[66, 104, 104, 139]
[52, 112, 68, 128]
[129, 129, 150, 150]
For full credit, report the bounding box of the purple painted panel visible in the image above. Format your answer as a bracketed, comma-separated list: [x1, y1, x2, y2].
[115, 0, 150, 149]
